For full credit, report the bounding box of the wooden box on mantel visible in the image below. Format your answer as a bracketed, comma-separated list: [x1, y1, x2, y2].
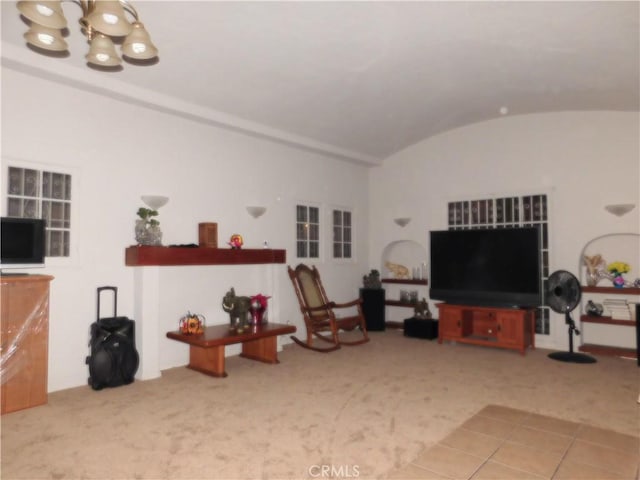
[198, 223, 218, 248]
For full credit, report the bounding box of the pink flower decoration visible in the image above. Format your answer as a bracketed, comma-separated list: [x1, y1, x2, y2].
[250, 294, 270, 309]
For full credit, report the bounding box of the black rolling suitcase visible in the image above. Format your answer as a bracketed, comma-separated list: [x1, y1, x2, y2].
[86, 286, 139, 390]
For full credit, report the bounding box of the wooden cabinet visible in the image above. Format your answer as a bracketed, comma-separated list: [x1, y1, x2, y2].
[438, 305, 467, 338]
[436, 303, 534, 355]
[1, 275, 53, 414]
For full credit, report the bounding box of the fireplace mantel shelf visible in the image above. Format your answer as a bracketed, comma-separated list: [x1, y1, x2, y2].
[125, 246, 286, 266]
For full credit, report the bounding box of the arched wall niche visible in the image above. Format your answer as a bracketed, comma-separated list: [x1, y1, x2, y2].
[579, 233, 640, 287]
[380, 240, 427, 279]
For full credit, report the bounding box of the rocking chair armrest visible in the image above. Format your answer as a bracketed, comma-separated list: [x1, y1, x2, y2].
[304, 302, 336, 313]
[332, 298, 362, 309]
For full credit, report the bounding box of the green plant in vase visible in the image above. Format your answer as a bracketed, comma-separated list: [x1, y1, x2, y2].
[135, 207, 162, 246]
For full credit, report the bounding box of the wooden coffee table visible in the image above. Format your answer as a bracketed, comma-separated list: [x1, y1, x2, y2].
[166, 322, 296, 377]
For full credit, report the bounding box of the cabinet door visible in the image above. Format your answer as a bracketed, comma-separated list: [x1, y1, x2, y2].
[438, 306, 463, 338]
[1, 278, 50, 414]
[496, 311, 524, 346]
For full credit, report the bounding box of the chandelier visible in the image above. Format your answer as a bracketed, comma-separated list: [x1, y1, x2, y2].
[17, 0, 158, 68]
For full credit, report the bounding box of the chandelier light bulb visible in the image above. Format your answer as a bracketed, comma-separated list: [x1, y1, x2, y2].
[86, 34, 121, 67]
[24, 24, 68, 51]
[85, 0, 133, 37]
[17, 0, 67, 29]
[122, 22, 158, 60]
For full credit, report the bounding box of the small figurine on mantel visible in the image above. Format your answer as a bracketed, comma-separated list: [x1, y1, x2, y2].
[362, 269, 382, 289]
[413, 298, 432, 320]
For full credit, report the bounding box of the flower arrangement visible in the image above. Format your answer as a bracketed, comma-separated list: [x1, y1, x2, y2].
[607, 261, 631, 276]
[250, 294, 270, 310]
[607, 261, 630, 288]
[249, 293, 270, 324]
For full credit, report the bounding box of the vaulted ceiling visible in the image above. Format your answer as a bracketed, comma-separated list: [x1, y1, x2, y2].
[2, 1, 639, 165]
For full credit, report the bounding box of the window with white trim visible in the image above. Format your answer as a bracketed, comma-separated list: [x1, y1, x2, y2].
[447, 194, 550, 335]
[296, 204, 320, 258]
[6, 166, 72, 257]
[332, 209, 352, 259]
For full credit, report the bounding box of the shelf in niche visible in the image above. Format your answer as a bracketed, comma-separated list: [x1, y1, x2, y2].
[581, 286, 640, 295]
[580, 315, 635, 326]
[381, 278, 428, 285]
[385, 300, 419, 308]
[579, 344, 637, 359]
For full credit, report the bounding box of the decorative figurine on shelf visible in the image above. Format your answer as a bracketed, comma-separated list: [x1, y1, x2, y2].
[179, 312, 205, 335]
[413, 298, 432, 319]
[228, 234, 244, 249]
[222, 287, 251, 332]
[385, 261, 410, 279]
[362, 269, 382, 289]
[585, 300, 603, 317]
[583, 254, 606, 287]
[249, 293, 270, 325]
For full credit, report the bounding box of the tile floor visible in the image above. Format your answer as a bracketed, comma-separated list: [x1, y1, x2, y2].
[387, 405, 639, 479]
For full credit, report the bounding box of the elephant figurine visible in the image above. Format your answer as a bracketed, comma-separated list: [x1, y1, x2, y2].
[222, 287, 251, 332]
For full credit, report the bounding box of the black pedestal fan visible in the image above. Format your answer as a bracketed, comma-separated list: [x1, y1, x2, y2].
[547, 270, 597, 363]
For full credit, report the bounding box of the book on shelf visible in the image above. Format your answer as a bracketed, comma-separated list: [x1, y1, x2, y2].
[602, 298, 632, 320]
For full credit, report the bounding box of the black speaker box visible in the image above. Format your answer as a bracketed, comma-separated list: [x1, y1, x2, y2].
[360, 288, 385, 331]
[404, 317, 439, 340]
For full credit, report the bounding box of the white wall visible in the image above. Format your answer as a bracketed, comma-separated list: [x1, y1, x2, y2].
[1, 69, 371, 392]
[369, 111, 639, 349]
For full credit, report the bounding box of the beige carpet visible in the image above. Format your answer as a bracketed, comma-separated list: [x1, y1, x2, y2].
[1, 330, 638, 479]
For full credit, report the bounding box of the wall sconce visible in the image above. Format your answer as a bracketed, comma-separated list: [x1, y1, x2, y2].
[394, 217, 411, 227]
[246, 206, 267, 219]
[604, 204, 635, 217]
[141, 195, 169, 210]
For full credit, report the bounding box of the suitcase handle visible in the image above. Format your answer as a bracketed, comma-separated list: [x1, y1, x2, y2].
[97, 286, 118, 321]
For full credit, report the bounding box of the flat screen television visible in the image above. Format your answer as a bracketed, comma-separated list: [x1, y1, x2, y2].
[429, 227, 541, 308]
[1, 217, 46, 271]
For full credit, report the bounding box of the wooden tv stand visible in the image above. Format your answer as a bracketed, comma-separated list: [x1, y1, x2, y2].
[436, 303, 535, 355]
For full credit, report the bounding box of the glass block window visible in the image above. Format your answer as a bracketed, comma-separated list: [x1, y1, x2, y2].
[7, 166, 72, 257]
[332, 209, 352, 259]
[296, 204, 320, 258]
[447, 194, 550, 335]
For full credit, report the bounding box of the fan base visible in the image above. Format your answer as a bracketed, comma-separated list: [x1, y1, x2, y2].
[548, 351, 597, 364]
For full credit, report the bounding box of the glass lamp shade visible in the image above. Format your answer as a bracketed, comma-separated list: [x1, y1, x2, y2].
[141, 195, 169, 210]
[85, 34, 121, 66]
[85, 1, 133, 37]
[246, 206, 267, 219]
[24, 24, 68, 51]
[122, 22, 158, 60]
[17, 0, 67, 29]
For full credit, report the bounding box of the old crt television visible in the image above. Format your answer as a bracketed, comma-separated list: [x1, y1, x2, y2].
[429, 227, 541, 308]
[1, 217, 46, 271]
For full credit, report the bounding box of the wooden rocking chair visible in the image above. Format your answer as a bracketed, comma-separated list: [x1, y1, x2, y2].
[287, 264, 370, 352]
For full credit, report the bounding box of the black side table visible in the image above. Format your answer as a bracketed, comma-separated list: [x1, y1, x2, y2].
[359, 288, 385, 331]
